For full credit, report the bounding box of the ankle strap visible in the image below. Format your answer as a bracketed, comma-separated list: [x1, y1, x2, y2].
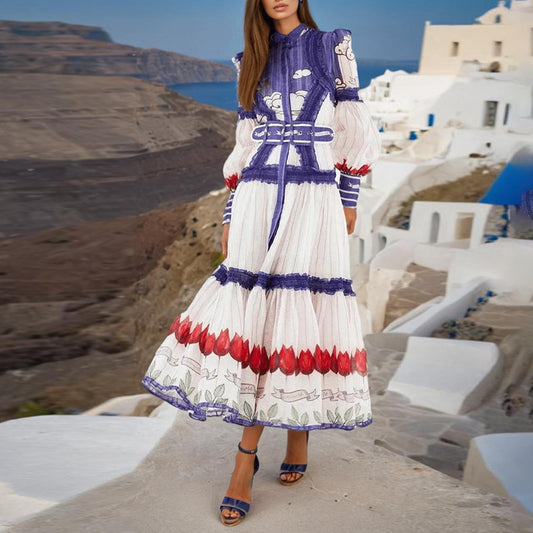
[238, 442, 258, 455]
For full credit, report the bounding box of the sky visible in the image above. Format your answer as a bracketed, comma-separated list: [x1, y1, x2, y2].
[0, 0, 502, 61]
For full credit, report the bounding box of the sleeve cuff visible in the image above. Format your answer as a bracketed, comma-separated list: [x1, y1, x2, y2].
[222, 190, 235, 224]
[338, 172, 360, 209]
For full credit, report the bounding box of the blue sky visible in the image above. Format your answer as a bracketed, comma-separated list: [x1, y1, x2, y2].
[0, 0, 501, 61]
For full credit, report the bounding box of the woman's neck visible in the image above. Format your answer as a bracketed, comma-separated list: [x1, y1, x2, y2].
[273, 16, 301, 35]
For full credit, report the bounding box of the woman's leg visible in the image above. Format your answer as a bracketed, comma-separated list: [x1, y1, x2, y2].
[280, 429, 309, 482]
[220, 424, 265, 520]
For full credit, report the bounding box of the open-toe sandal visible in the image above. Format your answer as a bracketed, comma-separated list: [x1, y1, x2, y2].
[220, 442, 260, 526]
[279, 430, 309, 486]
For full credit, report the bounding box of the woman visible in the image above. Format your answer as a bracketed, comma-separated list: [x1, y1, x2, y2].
[141, 0, 381, 526]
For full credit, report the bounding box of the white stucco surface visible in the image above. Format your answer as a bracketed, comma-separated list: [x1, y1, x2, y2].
[464, 432, 533, 515]
[446, 238, 533, 301]
[388, 336, 503, 414]
[0, 414, 174, 529]
[82, 393, 156, 415]
[386, 276, 489, 336]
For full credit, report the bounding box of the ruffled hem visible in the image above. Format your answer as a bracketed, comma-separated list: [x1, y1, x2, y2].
[141, 376, 373, 431]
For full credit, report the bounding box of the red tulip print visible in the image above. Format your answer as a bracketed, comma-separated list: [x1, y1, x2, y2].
[188, 322, 203, 343]
[269, 348, 280, 372]
[168, 314, 181, 335]
[279, 345, 296, 375]
[298, 349, 314, 375]
[354, 348, 367, 375]
[176, 316, 191, 343]
[259, 346, 269, 375]
[250, 344, 262, 374]
[337, 350, 351, 376]
[330, 345, 338, 374]
[199, 325, 215, 355]
[241, 339, 250, 368]
[198, 325, 208, 352]
[229, 333, 244, 363]
[314, 345, 331, 374]
[205, 332, 216, 354]
[214, 328, 230, 356]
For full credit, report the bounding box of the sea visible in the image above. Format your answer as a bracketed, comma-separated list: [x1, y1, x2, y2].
[168, 60, 419, 111]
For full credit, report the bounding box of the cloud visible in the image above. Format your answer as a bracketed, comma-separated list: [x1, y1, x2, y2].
[290, 90, 308, 111]
[335, 34, 355, 61]
[293, 68, 311, 79]
[263, 91, 282, 111]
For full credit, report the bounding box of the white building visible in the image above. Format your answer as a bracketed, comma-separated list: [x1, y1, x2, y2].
[363, 0, 533, 136]
[352, 0, 533, 270]
[419, 0, 533, 75]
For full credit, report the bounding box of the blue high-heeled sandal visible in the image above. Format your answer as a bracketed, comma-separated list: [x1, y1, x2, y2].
[279, 430, 309, 486]
[219, 442, 260, 527]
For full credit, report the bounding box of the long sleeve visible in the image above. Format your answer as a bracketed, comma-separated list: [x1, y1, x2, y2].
[221, 51, 257, 225]
[329, 28, 381, 209]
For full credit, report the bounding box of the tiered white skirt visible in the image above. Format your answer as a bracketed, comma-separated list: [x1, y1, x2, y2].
[141, 177, 373, 430]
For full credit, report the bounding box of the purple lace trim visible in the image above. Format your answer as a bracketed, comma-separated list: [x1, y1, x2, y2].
[141, 376, 373, 431]
[336, 87, 362, 103]
[213, 264, 356, 296]
[237, 106, 255, 120]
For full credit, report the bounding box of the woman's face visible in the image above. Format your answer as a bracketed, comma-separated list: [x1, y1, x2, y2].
[261, 0, 300, 22]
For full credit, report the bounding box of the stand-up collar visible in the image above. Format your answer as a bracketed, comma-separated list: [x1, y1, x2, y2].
[270, 22, 308, 44]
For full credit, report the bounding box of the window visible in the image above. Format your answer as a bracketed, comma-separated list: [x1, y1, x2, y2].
[455, 213, 474, 241]
[484, 101, 498, 127]
[451, 41, 459, 56]
[495, 14, 501, 23]
[429, 212, 440, 243]
[493, 41, 503, 56]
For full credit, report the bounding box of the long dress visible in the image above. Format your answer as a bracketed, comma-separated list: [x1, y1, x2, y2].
[141, 22, 382, 431]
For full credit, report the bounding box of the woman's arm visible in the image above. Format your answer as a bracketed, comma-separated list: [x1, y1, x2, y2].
[329, 28, 382, 215]
[221, 51, 257, 226]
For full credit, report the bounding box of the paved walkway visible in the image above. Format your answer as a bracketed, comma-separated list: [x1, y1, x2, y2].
[7, 412, 533, 533]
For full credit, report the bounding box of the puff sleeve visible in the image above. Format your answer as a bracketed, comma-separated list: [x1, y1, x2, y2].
[221, 51, 257, 225]
[329, 28, 382, 209]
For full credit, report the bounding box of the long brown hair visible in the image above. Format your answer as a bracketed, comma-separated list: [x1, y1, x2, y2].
[238, 0, 319, 111]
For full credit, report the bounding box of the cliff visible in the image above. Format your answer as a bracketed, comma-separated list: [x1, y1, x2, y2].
[0, 19, 235, 83]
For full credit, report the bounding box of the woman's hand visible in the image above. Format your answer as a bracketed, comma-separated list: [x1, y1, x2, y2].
[343, 207, 357, 235]
[221, 222, 230, 259]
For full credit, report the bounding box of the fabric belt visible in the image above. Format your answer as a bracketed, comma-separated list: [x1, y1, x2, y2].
[251, 120, 334, 145]
[250, 120, 335, 249]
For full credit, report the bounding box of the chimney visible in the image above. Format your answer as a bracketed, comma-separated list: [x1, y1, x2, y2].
[497, 0, 506, 6]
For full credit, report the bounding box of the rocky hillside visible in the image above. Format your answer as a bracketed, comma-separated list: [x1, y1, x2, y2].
[0, 72, 236, 161]
[0, 188, 229, 421]
[0, 72, 238, 235]
[0, 20, 235, 84]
